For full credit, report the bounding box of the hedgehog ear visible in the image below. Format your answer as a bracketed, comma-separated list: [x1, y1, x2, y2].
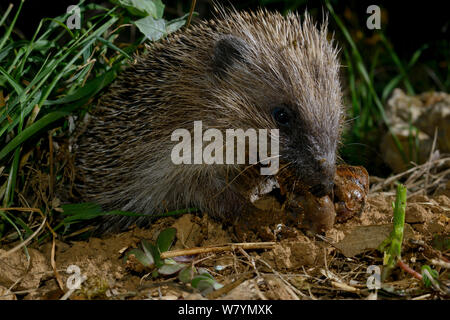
[212, 35, 248, 75]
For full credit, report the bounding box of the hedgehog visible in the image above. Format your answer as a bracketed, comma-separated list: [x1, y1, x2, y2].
[74, 8, 343, 232]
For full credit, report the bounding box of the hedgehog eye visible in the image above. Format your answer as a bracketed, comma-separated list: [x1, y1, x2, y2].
[272, 107, 290, 126]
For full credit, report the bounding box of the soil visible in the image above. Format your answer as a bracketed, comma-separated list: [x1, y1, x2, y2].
[0, 190, 448, 300]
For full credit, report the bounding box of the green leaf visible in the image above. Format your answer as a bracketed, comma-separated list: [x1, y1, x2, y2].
[43, 60, 123, 106]
[379, 33, 414, 95]
[191, 274, 223, 294]
[153, 0, 165, 19]
[142, 240, 164, 268]
[142, 240, 162, 268]
[95, 36, 131, 59]
[382, 74, 403, 102]
[421, 265, 438, 288]
[124, 248, 154, 267]
[197, 269, 214, 280]
[60, 202, 103, 217]
[134, 13, 187, 41]
[141, 239, 153, 257]
[0, 3, 14, 28]
[179, 266, 196, 283]
[121, 0, 156, 17]
[113, 0, 164, 18]
[191, 274, 212, 288]
[0, 66, 24, 95]
[158, 262, 186, 275]
[195, 279, 216, 294]
[382, 44, 428, 101]
[60, 202, 145, 224]
[0, 0, 24, 51]
[0, 65, 120, 162]
[166, 20, 185, 34]
[0, 90, 42, 139]
[32, 40, 54, 52]
[134, 15, 166, 41]
[156, 227, 176, 253]
[165, 13, 189, 33]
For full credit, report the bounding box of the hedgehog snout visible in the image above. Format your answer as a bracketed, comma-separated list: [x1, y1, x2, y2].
[308, 157, 335, 196]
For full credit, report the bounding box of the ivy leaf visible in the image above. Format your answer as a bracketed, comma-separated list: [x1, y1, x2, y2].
[152, 0, 165, 19]
[165, 19, 185, 34]
[134, 16, 166, 41]
[113, 0, 161, 18]
[134, 15, 187, 41]
[165, 13, 190, 33]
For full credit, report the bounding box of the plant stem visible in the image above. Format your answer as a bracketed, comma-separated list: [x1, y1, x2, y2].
[378, 183, 407, 280]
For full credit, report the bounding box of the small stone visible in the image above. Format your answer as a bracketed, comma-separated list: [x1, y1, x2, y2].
[405, 203, 428, 223]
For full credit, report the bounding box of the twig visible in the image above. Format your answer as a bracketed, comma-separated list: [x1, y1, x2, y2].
[370, 157, 450, 193]
[397, 259, 422, 280]
[331, 281, 360, 293]
[160, 242, 275, 259]
[424, 128, 438, 190]
[46, 220, 64, 291]
[185, 0, 196, 29]
[431, 259, 450, 269]
[256, 257, 307, 299]
[237, 247, 268, 300]
[205, 272, 254, 299]
[412, 293, 432, 300]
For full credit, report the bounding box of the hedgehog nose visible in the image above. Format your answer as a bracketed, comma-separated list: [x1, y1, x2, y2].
[310, 158, 335, 197]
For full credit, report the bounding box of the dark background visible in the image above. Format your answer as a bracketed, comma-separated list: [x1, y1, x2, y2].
[4, 0, 449, 58]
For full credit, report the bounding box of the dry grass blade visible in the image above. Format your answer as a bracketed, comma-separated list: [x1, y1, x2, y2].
[370, 156, 450, 194]
[0, 207, 46, 259]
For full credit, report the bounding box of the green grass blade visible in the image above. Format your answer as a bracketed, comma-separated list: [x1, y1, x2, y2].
[0, 65, 119, 161]
[0, 66, 24, 95]
[0, 0, 24, 51]
[0, 3, 14, 28]
[379, 32, 414, 95]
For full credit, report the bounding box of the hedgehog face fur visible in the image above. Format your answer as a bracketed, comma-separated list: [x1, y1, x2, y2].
[75, 9, 343, 231]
